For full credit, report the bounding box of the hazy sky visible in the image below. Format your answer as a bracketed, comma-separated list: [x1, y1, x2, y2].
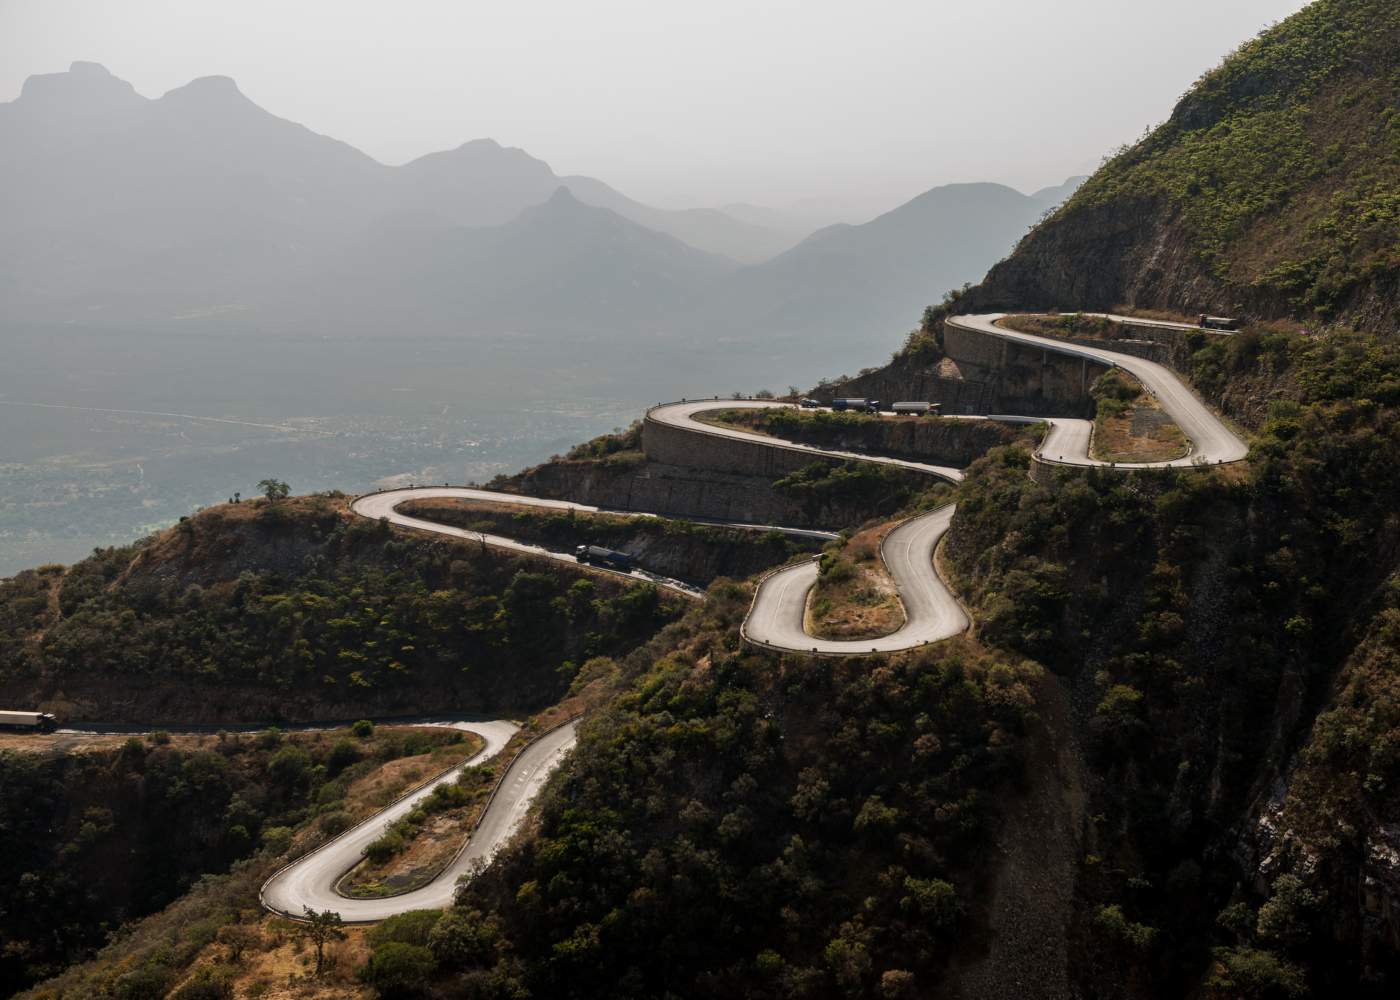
[1, 0, 1312, 212]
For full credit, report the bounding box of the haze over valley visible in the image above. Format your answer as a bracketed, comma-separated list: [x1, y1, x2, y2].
[0, 62, 1080, 572]
[13, 3, 1400, 1000]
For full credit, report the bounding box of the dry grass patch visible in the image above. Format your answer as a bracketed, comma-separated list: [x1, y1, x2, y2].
[338, 758, 495, 899]
[169, 915, 373, 999]
[806, 522, 906, 641]
[1090, 371, 1189, 463]
[339, 731, 485, 822]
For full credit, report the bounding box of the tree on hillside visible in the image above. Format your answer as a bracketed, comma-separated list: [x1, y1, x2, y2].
[257, 478, 290, 501]
[217, 922, 260, 964]
[300, 907, 346, 977]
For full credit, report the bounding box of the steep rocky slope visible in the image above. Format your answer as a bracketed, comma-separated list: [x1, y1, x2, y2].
[963, 0, 1400, 330]
[0, 495, 685, 724]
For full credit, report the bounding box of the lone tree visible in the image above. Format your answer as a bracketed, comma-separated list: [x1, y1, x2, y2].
[258, 478, 290, 501]
[217, 921, 261, 964]
[300, 906, 347, 976]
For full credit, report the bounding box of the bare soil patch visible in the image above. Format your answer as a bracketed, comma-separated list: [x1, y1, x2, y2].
[806, 522, 906, 641]
[1090, 373, 1189, 463]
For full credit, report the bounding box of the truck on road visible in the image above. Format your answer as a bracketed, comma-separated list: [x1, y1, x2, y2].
[575, 545, 634, 571]
[0, 711, 58, 732]
[1198, 314, 1241, 331]
[832, 398, 879, 413]
[892, 401, 940, 416]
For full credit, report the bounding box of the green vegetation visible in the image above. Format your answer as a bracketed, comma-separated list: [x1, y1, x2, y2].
[1062, 0, 1400, 318]
[0, 726, 465, 994]
[708, 406, 890, 436]
[773, 461, 931, 521]
[703, 406, 1016, 469]
[0, 498, 681, 715]
[1087, 370, 1189, 463]
[808, 532, 905, 641]
[1001, 312, 1117, 342]
[395, 497, 814, 584]
[343, 764, 501, 898]
[563, 421, 643, 463]
[299, 907, 346, 977]
[946, 314, 1400, 995]
[257, 479, 290, 502]
[431, 574, 1039, 997]
[359, 911, 442, 996]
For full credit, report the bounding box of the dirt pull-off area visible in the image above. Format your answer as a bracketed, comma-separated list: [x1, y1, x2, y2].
[805, 522, 906, 640]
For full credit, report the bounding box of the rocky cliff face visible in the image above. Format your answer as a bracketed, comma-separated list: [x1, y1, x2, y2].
[963, 0, 1400, 332]
[498, 454, 927, 531]
[964, 195, 1235, 316]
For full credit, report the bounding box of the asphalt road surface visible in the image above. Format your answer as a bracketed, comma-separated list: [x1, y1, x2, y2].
[953, 313, 1249, 467]
[258, 312, 1248, 924]
[353, 487, 839, 602]
[648, 398, 965, 482]
[743, 505, 968, 655]
[261, 720, 577, 922]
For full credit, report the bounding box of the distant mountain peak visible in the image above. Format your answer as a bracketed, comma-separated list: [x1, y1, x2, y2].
[160, 74, 249, 104]
[514, 185, 595, 226]
[456, 137, 504, 151]
[68, 60, 116, 78]
[16, 60, 141, 106]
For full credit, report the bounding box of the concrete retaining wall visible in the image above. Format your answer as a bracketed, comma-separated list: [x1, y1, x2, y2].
[642, 411, 839, 479]
[509, 458, 889, 530]
[1029, 457, 1058, 487]
[943, 323, 1008, 369]
[942, 324, 1110, 418]
[818, 371, 991, 416]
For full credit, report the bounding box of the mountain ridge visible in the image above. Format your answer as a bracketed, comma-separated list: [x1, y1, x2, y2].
[956, 0, 1400, 330]
[0, 62, 1080, 365]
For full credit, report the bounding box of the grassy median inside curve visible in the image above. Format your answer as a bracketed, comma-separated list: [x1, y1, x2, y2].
[805, 521, 907, 641]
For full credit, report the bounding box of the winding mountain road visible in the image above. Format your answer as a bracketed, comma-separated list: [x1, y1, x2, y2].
[261, 311, 1248, 924]
[649, 399, 964, 482]
[261, 720, 578, 922]
[742, 505, 969, 654]
[955, 313, 1249, 468]
[353, 487, 838, 601]
[354, 316, 1246, 658]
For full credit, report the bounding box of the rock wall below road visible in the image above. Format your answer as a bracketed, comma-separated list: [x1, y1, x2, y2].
[642, 414, 827, 479]
[700, 410, 1021, 468]
[944, 324, 1109, 418]
[500, 457, 909, 531]
[818, 324, 1109, 419]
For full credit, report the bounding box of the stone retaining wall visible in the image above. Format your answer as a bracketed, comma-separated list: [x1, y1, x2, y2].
[507, 459, 881, 529]
[817, 371, 991, 416]
[642, 412, 838, 479]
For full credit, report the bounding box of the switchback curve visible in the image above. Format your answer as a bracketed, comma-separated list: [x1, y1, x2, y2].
[261, 720, 578, 923]
[260, 312, 1248, 923]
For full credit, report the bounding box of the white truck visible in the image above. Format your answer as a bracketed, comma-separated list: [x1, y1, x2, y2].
[0, 711, 58, 732]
